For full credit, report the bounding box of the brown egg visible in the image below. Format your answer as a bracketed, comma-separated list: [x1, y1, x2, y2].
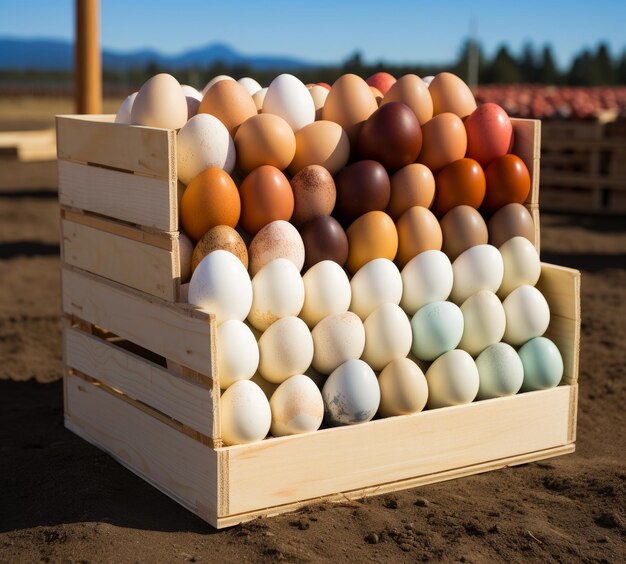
[308, 85, 329, 120]
[234, 113, 296, 174]
[322, 74, 378, 145]
[290, 165, 336, 227]
[346, 211, 398, 273]
[482, 154, 531, 213]
[433, 158, 486, 217]
[428, 72, 477, 118]
[395, 206, 442, 269]
[381, 74, 433, 125]
[289, 120, 350, 176]
[488, 203, 536, 248]
[336, 160, 391, 223]
[417, 113, 467, 174]
[388, 164, 435, 219]
[239, 165, 294, 234]
[191, 225, 248, 271]
[198, 79, 257, 136]
[248, 220, 305, 276]
[440, 205, 488, 262]
[300, 215, 349, 271]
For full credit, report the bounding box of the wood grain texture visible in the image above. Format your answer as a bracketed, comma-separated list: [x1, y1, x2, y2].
[512, 118, 541, 160]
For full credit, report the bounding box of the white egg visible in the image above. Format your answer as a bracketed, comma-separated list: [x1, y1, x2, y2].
[248, 220, 305, 277]
[177, 114, 236, 185]
[425, 349, 479, 408]
[189, 250, 252, 325]
[181, 85, 202, 118]
[458, 290, 506, 357]
[311, 312, 365, 374]
[238, 77, 262, 96]
[422, 75, 435, 86]
[248, 259, 305, 331]
[362, 303, 412, 371]
[322, 359, 380, 426]
[114, 92, 137, 124]
[262, 74, 315, 132]
[498, 236, 542, 298]
[475, 343, 524, 400]
[217, 320, 259, 389]
[252, 87, 268, 111]
[300, 261, 351, 328]
[270, 374, 324, 437]
[350, 258, 403, 320]
[378, 357, 429, 417]
[258, 317, 313, 384]
[502, 285, 550, 346]
[179, 231, 193, 283]
[202, 75, 235, 95]
[181, 84, 202, 100]
[400, 250, 453, 315]
[450, 244, 504, 304]
[410, 301, 464, 361]
[220, 380, 271, 445]
[250, 372, 278, 399]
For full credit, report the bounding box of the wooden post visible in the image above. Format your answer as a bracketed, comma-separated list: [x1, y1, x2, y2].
[75, 0, 102, 114]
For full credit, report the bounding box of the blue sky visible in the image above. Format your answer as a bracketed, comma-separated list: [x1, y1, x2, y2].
[3, 1, 625, 67]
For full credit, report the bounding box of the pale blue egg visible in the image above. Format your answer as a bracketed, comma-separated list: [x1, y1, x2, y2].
[475, 343, 524, 400]
[410, 301, 464, 361]
[518, 337, 564, 392]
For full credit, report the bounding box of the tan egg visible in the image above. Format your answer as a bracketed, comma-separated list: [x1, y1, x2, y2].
[417, 112, 467, 174]
[290, 165, 336, 227]
[440, 205, 488, 262]
[388, 163, 435, 219]
[346, 211, 398, 274]
[381, 74, 433, 125]
[252, 87, 267, 111]
[248, 220, 305, 276]
[395, 206, 443, 269]
[131, 73, 188, 129]
[289, 120, 350, 176]
[191, 225, 248, 271]
[429, 72, 477, 118]
[198, 79, 257, 137]
[322, 73, 378, 144]
[309, 85, 329, 120]
[370, 86, 383, 105]
[488, 203, 536, 248]
[234, 113, 296, 174]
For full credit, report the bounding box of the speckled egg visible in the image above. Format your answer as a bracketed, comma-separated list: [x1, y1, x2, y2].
[270, 374, 324, 436]
[248, 220, 305, 276]
[191, 225, 248, 272]
[290, 165, 337, 227]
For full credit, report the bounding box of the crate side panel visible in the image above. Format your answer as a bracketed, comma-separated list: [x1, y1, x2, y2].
[512, 118, 541, 160]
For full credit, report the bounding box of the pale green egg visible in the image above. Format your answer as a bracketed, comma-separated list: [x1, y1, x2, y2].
[410, 301, 464, 361]
[518, 337, 564, 392]
[475, 342, 524, 400]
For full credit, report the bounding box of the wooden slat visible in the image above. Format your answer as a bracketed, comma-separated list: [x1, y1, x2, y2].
[523, 157, 540, 206]
[0, 129, 56, 161]
[64, 373, 218, 526]
[541, 172, 626, 190]
[512, 118, 540, 160]
[58, 160, 177, 231]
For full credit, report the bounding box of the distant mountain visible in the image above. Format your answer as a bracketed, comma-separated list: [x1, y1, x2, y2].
[0, 37, 318, 71]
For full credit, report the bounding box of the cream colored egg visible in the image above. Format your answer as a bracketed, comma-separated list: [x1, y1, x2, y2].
[115, 92, 137, 124]
[248, 220, 305, 277]
[217, 320, 259, 389]
[502, 285, 550, 345]
[252, 87, 268, 111]
[475, 343, 524, 400]
[131, 73, 188, 129]
[270, 374, 324, 436]
[311, 312, 365, 374]
[238, 77, 262, 96]
[202, 75, 234, 95]
[410, 301, 464, 361]
[182, 85, 202, 119]
[350, 258, 403, 320]
[458, 290, 506, 357]
[262, 74, 315, 132]
[300, 260, 351, 328]
[498, 236, 541, 298]
[179, 231, 193, 283]
[309, 84, 329, 120]
[400, 250, 453, 315]
[378, 357, 429, 417]
[425, 349, 479, 408]
[220, 380, 271, 445]
[362, 303, 412, 371]
[450, 244, 504, 304]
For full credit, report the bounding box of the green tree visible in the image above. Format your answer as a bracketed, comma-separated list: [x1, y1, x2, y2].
[538, 44, 559, 84]
[343, 51, 364, 75]
[487, 45, 521, 83]
[617, 50, 626, 84]
[520, 42, 537, 82]
[594, 43, 615, 85]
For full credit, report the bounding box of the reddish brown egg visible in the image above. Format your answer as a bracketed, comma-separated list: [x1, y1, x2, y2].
[417, 112, 467, 174]
[433, 158, 486, 217]
[366, 72, 396, 95]
[395, 206, 442, 269]
[440, 205, 488, 261]
[300, 215, 349, 271]
[336, 160, 391, 223]
[465, 103, 514, 166]
[346, 211, 398, 273]
[482, 154, 531, 213]
[387, 164, 435, 219]
[488, 203, 536, 248]
[290, 165, 336, 227]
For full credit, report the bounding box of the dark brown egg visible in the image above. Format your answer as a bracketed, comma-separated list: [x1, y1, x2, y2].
[290, 165, 336, 227]
[440, 205, 488, 262]
[300, 215, 349, 271]
[336, 160, 391, 223]
[357, 102, 422, 172]
[488, 203, 536, 248]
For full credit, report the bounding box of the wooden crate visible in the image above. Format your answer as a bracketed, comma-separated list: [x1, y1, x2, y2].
[0, 129, 58, 191]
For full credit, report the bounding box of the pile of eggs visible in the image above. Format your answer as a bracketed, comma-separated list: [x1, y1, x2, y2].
[118, 71, 564, 446]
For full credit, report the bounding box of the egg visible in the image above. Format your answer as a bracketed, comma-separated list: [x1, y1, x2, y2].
[488, 203, 536, 248]
[336, 160, 391, 222]
[262, 74, 315, 132]
[518, 337, 564, 392]
[440, 205, 489, 262]
[378, 357, 428, 417]
[290, 165, 336, 227]
[300, 215, 349, 271]
[417, 112, 467, 174]
[234, 113, 296, 173]
[387, 164, 435, 219]
[182, 85, 202, 119]
[322, 359, 380, 426]
[270, 374, 324, 436]
[191, 225, 248, 271]
[502, 285, 550, 346]
[198, 79, 257, 137]
[311, 312, 365, 374]
[370, 86, 384, 105]
[178, 231, 193, 283]
[433, 158, 486, 217]
[395, 206, 443, 269]
[458, 291, 506, 357]
[180, 168, 240, 241]
[498, 236, 541, 298]
[366, 72, 396, 95]
[346, 211, 398, 273]
[483, 154, 531, 213]
[188, 250, 252, 325]
[300, 260, 351, 328]
[350, 258, 403, 320]
[252, 87, 267, 111]
[131, 73, 188, 129]
[238, 77, 262, 96]
[308, 85, 329, 119]
[258, 316, 314, 384]
[248, 258, 305, 331]
[217, 320, 259, 389]
[239, 165, 294, 234]
[465, 103, 513, 166]
[220, 380, 271, 445]
[400, 250, 453, 314]
[115, 92, 137, 124]
[181, 85, 202, 99]
[450, 244, 504, 304]
[202, 75, 234, 94]
[177, 114, 236, 185]
[381, 74, 433, 124]
[425, 349, 479, 408]
[362, 303, 413, 371]
[422, 75, 435, 86]
[475, 343, 524, 400]
[410, 301, 464, 361]
[428, 72, 477, 118]
[248, 220, 305, 276]
[289, 120, 350, 176]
